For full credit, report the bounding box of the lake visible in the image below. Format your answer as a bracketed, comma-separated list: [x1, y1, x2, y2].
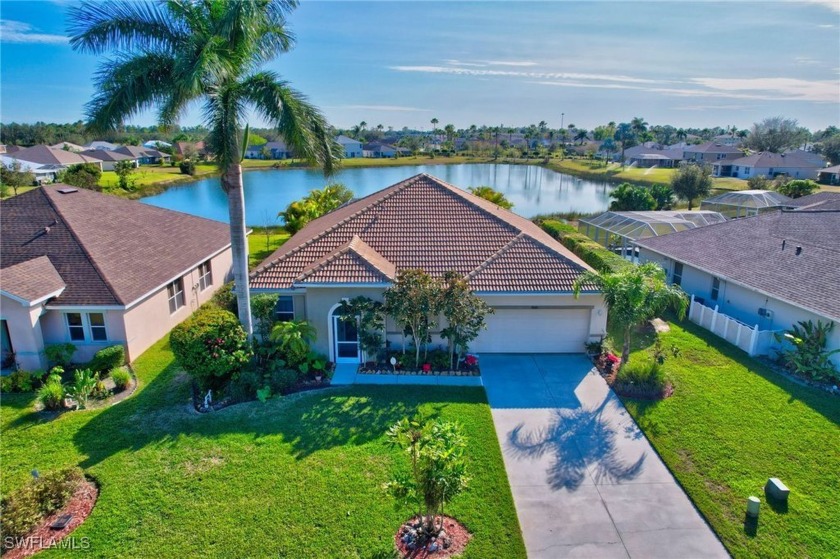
[140, 163, 613, 225]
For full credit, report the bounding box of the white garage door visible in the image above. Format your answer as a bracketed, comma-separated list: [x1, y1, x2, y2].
[471, 307, 591, 353]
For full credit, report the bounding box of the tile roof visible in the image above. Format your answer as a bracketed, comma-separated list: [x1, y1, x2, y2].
[635, 209, 840, 321]
[0, 255, 65, 303]
[251, 173, 595, 293]
[296, 236, 396, 284]
[1, 185, 232, 306]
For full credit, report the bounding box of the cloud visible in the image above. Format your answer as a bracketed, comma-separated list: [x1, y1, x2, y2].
[0, 20, 68, 44]
[485, 60, 538, 67]
[390, 64, 662, 84]
[673, 104, 751, 111]
[326, 104, 432, 112]
[801, 0, 840, 13]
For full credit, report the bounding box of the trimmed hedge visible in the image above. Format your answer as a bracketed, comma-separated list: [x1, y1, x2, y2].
[538, 219, 633, 274]
[90, 345, 125, 373]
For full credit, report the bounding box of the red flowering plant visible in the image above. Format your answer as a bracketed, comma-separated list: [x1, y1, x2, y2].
[421, 363, 432, 373]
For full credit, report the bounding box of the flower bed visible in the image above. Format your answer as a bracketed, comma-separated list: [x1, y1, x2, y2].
[358, 353, 481, 376]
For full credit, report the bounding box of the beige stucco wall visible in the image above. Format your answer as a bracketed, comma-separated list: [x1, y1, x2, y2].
[40, 308, 127, 364]
[301, 287, 387, 359]
[1, 294, 48, 370]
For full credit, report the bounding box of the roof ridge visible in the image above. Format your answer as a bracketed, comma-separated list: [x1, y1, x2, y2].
[294, 236, 392, 284]
[466, 233, 525, 280]
[41, 187, 127, 305]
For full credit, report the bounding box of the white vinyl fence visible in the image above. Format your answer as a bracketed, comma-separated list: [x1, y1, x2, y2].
[687, 295, 781, 356]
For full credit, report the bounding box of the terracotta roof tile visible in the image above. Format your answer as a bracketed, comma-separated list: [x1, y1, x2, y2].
[0, 256, 65, 303]
[295, 236, 395, 284]
[251, 174, 593, 293]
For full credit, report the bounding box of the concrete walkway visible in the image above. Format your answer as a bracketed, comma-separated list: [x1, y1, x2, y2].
[482, 354, 729, 559]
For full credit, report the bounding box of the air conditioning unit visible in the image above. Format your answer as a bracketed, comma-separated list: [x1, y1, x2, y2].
[758, 308, 773, 319]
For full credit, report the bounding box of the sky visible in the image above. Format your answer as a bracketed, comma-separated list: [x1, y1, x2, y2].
[1, 0, 838, 132]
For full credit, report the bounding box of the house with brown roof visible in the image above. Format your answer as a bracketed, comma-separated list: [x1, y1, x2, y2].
[635, 207, 840, 365]
[249, 174, 607, 363]
[10, 145, 104, 170]
[1, 185, 233, 370]
[79, 149, 139, 171]
[712, 151, 827, 180]
[683, 142, 743, 164]
[114, 145, 170, 165]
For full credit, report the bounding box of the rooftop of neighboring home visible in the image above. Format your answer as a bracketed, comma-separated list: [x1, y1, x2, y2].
[85, 141, 121, 151]
[8, 145, 103, 166]
[726, 151, 826, 169]
[788, 191, 840, 211]
[0, 185, 232, 307]
[336, 135, 361, 145]
[114, 145, 168, 158]
[143, 140, 171, 149]
[636, 208, 840, 321]
[50, 141, 85, 152]
[684, 142, 743, 154]
[817, 164, 840, 175]
[174, 140, 207, 155]
[251, 173, 596, 293]
[79, 149, 137, 163]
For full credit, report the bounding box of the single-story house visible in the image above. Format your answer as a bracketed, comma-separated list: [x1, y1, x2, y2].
[1, 185, 233, 370]
[114, 145, 170, 165]
[635, 208, 840, 366]
[362, 142, 409, 158]
[0, 155, 64, 184]
[713, 151, 825, 180]
[85, 141, 121, 151]
[174, 141, 210, 158]
[711, 134, 742, 147]
[244, 141, 291, 160]
[80, 149, 139, 171]
[50, 142, 86, 152]
[249, 173, 607, 362]
[10, 145, 104, 171]
[143, 140, 172, 149]
[683, 142, 743, 163]
[817, 164, 840, 185]
[336, 135, 363, 158]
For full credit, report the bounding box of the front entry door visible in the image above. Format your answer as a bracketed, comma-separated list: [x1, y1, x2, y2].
[333, 314, 360, 363]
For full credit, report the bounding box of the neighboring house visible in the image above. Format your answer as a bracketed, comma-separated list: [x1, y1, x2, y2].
[788, 191, 840, 210]
[362, 142, 398, 158]
[0, 155, 64, 184]
[700, 190, 794, 219]
[3, 145, 22, 155]
[85, 141, 121, 151]
[712, 134, 742, 147]
[10, 145, 104, 171]
[817, 164, 840, 185]
[80, 149, 139, 171]
[336, 135, 363, 158]
[0, 185, 233, 370]
[618, 143, 683, 167]
[143, 140, 172, 149]
[635, 208, 840, 366]
[114, 145, 170, 165]
[683, 142, 743, 164]
[244, 141, 291, 159]
[249, 173, 607, 362]
[174, 141, 209, 158]
[50, 142, 85, 152]
[713, 151, 825, 180]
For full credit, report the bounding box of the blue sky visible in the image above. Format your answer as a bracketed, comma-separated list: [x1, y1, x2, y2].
[1, 0, 838, 131]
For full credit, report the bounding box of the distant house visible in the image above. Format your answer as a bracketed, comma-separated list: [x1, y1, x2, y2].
[0, 185, 233, 370]
[50, 142, 85, 153]
[362, 142, 409, 158]
[712, 134, 742, 147]
[0, 155, 63, 184]
[85, 141, 121, 151]
[244, 141, 291, 159]
[10, 145, 103, 171]
[114, 145, 170, 165]
[683, 142, 743, 164]
[636, 207, 840, 366]
[336, 135, 363, 158]
[621, 144, 683, 167]
[175, 141, 209, 158]
[80, 149, 139, 171]
[143, 140, 172, 149]
[817, 164, 840, 185]
[713, 151, 825, 180]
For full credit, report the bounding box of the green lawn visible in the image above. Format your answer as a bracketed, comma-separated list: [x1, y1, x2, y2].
[0, 338, 525, 558]
[248, 226, 290, 269]
[619, 320, 840, 559]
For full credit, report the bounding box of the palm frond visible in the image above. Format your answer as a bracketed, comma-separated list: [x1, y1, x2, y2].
[68, 1, 185, 54]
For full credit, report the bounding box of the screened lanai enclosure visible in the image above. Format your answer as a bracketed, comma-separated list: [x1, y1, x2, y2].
[699, 189, 794, 218]
[578, 210, 727, 259]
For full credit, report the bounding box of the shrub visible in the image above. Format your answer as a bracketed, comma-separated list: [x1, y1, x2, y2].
[65, 369, 97, 409]
[34, 467, 84, 515]
[170, 307, 252, 390]
[111, 368, 132, 392]
[613, 361, 670, 398]
[179, 160, 196, 175]
[91, 374, 110, 400]
[228, 369, 262, 402]
[266, 367, 300, 395]
[37, 381, 65, 411]
[539, 219, 577, 237]
[59, 163, 102, 190]
[0, 467, 84, 541]
[44, 343, 77, 368]
[537, 221, 632, 274]
[210, 281, 238, 314]
[0, 370, 47, 392]
[775, 320, 840, 382]
[270, 320, 316, 368]
[90, 345, 125, 374]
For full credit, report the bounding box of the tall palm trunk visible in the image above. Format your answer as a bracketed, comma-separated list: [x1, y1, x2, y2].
[223, 163, 253, 336]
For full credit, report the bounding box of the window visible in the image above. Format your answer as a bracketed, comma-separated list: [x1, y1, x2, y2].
[274, 296, 294, 322]
[672, 262, 684, 286]
[197, 261, 212, 291]
[711, 277, 721, 301]
[89, 313, 107, 341]
[167, 279, 185, 313]
[66, 313, 85, 341]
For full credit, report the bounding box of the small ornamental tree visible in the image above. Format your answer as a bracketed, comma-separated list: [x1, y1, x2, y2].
[384, 270, 442, 368]
[113, 159, 136, 191]
[649, 183, 675, 210]
[251, 293, 281, 341]
[170, 307, 252, 390]
[60, 163, 102, 190]
[279, 183, 354, 234]
[386, 417, 469, 537]
[338, 296, 385, 361]
[609, 182, 655, 211]
[270, 319, 316, 368]
[670, 162, 713, 210]
[573, 263, 688, 370]
[439, 271, 493, 368]
[0, 160, 35, 196]
[775, 179, 818, 199]
[467, 186, 513, 209]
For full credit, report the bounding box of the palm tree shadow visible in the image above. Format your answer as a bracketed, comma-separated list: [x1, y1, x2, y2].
[507, 398, 646, 491]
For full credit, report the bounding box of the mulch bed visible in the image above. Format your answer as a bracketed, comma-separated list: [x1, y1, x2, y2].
[394, 516, 471, 559]
[4, 480, 98, 559]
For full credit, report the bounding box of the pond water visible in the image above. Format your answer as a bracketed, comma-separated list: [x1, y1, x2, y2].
[140, 163, 613, 225]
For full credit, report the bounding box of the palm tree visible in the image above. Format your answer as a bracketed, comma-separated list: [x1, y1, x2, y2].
[573, 263, 687, 370]
[630, 116, 648, 138]
[430, 118, 439, 132]
[69, 0, 339, 336]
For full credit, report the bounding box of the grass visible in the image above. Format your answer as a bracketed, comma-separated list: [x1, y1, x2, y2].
[0, 337, 525, 558]
[616, 319, 840, 559]
[248, 226, 290, 269]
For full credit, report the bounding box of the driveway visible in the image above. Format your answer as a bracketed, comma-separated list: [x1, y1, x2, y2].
[482, 354, 729, 559]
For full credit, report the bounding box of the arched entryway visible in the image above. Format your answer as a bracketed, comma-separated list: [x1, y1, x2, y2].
[329, 304, 360, 363]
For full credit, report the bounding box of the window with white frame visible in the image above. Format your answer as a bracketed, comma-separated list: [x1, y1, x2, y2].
[197, 261, 213, 291]
[672, 262, 683, 286]
[65, 312, 108, 342]
[167, 279, 185, 313]
[711, 277, 721, 301]
[274, 296, 294, 322]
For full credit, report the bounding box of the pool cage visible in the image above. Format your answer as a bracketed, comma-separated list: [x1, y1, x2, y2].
[699, 190, 794, 219]
[578, 211, 727, 259]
